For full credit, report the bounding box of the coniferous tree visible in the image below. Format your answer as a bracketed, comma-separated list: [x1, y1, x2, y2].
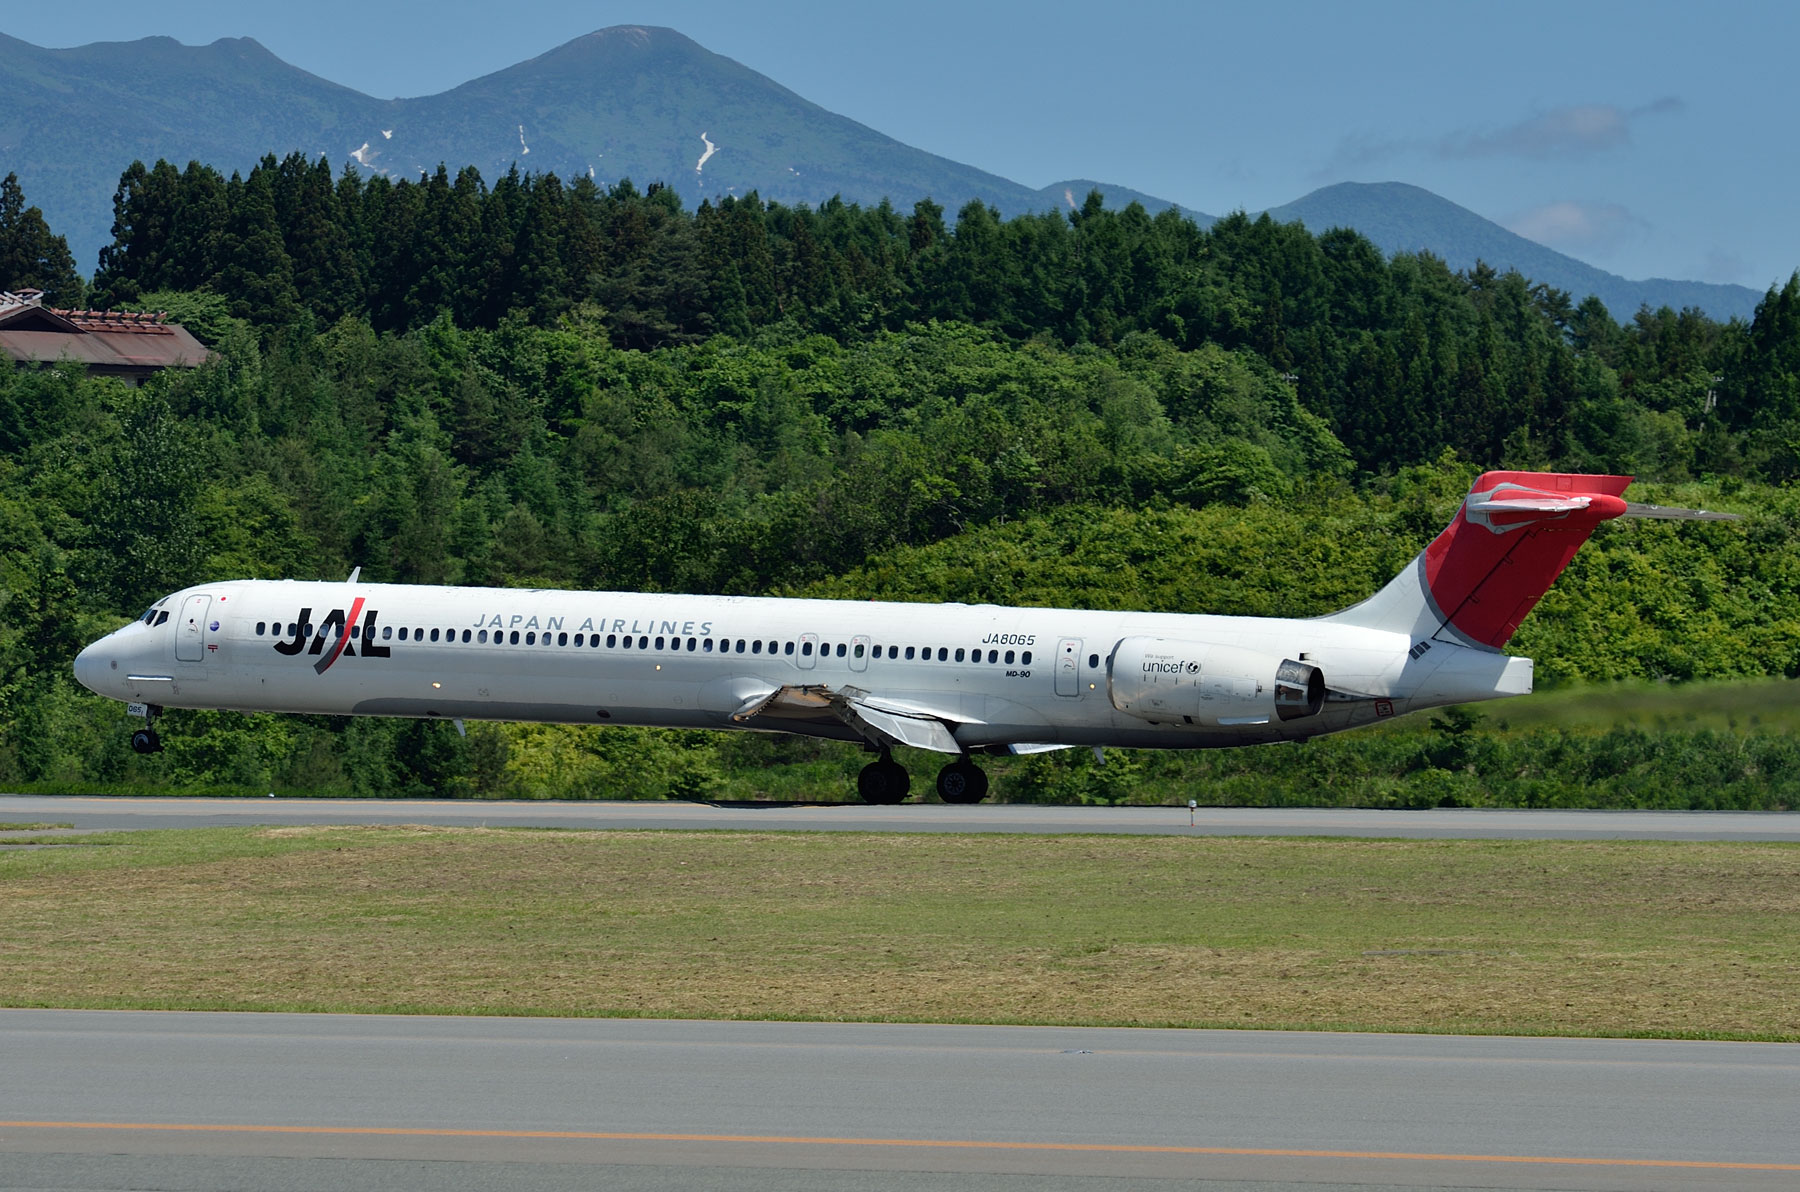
[0, 173, 83, 306]
[215, 168, 300, 327]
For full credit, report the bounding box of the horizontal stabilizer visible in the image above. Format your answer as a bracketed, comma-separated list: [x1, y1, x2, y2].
[1623, 501, 1743, 522]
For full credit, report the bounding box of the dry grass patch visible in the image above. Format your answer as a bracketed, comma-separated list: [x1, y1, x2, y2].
[1, 827, 1795, 1038]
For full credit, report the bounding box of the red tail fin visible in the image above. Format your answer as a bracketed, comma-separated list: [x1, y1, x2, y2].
[1325, 471, 1632, 650]
[1423, 472, 1630, 648]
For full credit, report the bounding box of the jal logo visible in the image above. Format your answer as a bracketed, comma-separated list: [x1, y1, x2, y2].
[271, 602, 390, 674]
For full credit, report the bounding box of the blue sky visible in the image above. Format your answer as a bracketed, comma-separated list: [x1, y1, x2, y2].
[8, 0, 1794, 291]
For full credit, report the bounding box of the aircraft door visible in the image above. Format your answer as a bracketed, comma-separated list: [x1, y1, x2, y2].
[175, 594, 212, 662]
[1055, 637, 1082, 696]
[798, 632, 818, 670]
[849, 634, 871, 673]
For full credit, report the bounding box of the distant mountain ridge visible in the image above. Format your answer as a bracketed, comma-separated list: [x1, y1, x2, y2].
[1266, 183, 1761, 322]
[0, 27, 1764, 321]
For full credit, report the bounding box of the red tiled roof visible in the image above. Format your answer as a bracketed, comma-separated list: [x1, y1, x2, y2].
[0, 302, 210, 372]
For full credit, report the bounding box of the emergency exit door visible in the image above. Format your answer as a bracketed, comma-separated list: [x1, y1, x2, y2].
[1055, 637, 1082, 696]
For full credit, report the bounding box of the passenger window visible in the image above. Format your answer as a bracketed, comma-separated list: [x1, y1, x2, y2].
[955, 648, 965, 662]
[688, 638, 698, 651]
[1088, 654, 1099, 669]
[989, 649, 999, 663]
[478, 630, 488, 643]
[429, 628, 439, 642]
[559, 632, 568, 646]
[751, 640, 762, 654]
[462, 630, 473, 643]
[608, 634, 619, 648]
[702, 638, 713, 652]
[1005, 650, 1015, 664]
[904, 646, 915, 660]
[803, 641, 814, 656]
[525, 631, 535, 645]
[937, 647, 948, 661]
[510, 631, 520, 644]
[784, 641, 794, 656]
[573, 633, 583, 646]
[254, 621, 265, 636]
[655, 636, 665, 650]
[854, 643, 865, 659]
[1022, 650, 1032, 665]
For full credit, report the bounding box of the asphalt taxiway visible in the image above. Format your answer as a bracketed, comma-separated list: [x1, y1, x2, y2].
[3, 1011, 1797, 1191]
[6, 793, 1800, 839]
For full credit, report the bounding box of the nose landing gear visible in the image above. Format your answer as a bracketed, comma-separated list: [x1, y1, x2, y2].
[129, 705, 164, 754]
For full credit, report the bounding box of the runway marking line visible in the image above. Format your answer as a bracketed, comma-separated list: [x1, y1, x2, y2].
[2, 1122, 1796, 1172]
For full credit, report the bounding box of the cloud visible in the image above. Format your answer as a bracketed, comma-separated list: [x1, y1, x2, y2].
[1503, 201, 1647, 254]
[1439, 98, 1683, 160]
[1313, 98, 1683, 179]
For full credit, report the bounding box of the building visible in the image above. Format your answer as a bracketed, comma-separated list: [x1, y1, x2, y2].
[0, 290, 211, 385]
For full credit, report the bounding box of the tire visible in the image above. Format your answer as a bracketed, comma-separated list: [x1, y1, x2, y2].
[936, 760, 989, 804]
[858, 760, 909, 805]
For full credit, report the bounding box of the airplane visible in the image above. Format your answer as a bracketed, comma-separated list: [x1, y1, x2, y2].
[73, 470, 1737, 803]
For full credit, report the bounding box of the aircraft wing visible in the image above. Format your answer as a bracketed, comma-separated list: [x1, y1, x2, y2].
[731, 683, 965, 754]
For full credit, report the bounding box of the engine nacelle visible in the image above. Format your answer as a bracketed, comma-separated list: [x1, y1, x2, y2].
[1107, 637, 1325, 726]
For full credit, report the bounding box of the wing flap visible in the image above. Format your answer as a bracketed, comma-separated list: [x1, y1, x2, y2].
[731, 683, 965, 754]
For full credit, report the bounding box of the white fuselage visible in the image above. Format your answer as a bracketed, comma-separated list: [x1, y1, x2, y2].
[74, 580, 1533, 751]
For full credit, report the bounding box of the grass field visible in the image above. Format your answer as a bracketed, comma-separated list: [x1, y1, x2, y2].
[3, 826, 1795, 1040]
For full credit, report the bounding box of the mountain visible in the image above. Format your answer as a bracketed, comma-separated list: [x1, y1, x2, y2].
[1266, 182, 1763, 322]
[1036, 180, 1189, 218]
[0, 31, 387, 253]
[0, 29, 1761, 322]
[2, 27, 1073, 273]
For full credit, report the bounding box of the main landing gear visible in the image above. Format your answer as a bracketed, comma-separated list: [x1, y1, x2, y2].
[855, 752, 990, 805]
[857, 753, 910, 805]
[935, 759, 989, 804]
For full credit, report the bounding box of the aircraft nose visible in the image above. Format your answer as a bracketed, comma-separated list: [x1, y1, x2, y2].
[73, 637, 110, 695]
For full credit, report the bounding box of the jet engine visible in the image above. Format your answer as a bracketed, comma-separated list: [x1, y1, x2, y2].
[1107, 637, 1324, 726]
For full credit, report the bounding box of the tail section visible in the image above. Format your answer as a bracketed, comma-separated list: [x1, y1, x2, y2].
[1329, 471, 1636, 650]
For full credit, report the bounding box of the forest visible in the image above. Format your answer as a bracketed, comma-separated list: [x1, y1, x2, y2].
[2, 153, 1798, 805]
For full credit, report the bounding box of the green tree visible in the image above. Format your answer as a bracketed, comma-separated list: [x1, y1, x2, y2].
[0, 174, 83, 306]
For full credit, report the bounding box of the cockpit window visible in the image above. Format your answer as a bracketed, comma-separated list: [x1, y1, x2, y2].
[141, 608, 157, 624]
[154, 610, 170, 626]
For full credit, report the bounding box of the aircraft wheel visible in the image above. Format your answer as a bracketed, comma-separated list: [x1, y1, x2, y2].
[936, 760, 989, 804]
[130, 727, 162, 755]
[858, 759, 910, 805]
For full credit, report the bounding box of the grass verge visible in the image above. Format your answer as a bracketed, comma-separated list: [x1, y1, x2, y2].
[2, 826, 1795, 1039]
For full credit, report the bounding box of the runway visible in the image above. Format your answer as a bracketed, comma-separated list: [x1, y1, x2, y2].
[8, 802, 1797, 1189]
[6, 793, 1800, 839]
[2, 1011, 1796, 1191]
